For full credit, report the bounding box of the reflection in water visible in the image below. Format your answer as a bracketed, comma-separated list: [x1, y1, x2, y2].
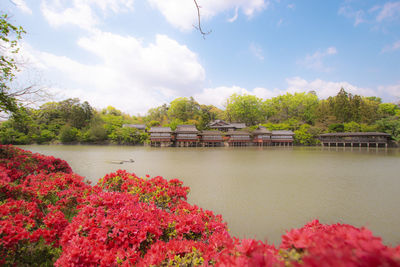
[21, 145, 400, 245]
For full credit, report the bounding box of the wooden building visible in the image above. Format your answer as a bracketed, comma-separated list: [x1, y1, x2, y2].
[253, 126, 272, 146]
[149, 127, 173, 147]
[200, 131, 224, 147]
[209, 120, 246, 132]
[175, 125, 199, 147]
[226, 130, 252, 147]
[271, 130, 294, 146]
[319, 132, 390, 148]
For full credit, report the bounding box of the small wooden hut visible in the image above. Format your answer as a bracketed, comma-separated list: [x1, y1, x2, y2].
[200, 130, 224, 147]
[253, 126, 272, 146]
[319, 132, 390, 148]
[226, 130, 252, 147]
[271, 130, 294, 146]
[175, 125, 199, 147]
[149, 127, 173, 147]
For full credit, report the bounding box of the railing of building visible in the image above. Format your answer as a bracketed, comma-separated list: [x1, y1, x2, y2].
[202, 136, 223, 141]
[176, 134, 198, 140]
[271, 136, 293, 140]
[256, 135, 271, 140]
[230, 136, 251, 141]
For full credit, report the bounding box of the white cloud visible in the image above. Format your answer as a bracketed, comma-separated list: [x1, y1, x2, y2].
[40, 0, 134, 30]
[19, 31, 205, 114]
[287, 3, 295, 9]
[249, 43, 264, 60]
[228, 7, 239, 23]
[299, 47, 337, 72]
[378, 83, 400, 99]
[194, 86, 250, 107]
[12, 0, 32, 14]
[193, 85, 286, 108]
[147, 0, 269, 31]
[338, 5, 365, 26]
[194, 77, 378, 108]
[340, 1, 400, 27]
[381, 40, 400, 53]
[285, 77, 375, 99]
[376, 1, 400, 22]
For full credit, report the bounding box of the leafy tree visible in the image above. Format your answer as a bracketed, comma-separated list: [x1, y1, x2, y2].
[0, 13, 25, 114]
[168, 97, 200, 122]
[294, 124, 322, 146]
[330, 88, 352, 123]
[343, 121, 361, 132]
[328, 123, 344, 133]
[59, 125, 79, 143]
[375, 116, 400, 142]
[147, 120, 161, 127]
[378, 103, 399, 118]
[109, 127, 148, 145]
[197, 104, 223, 130]
[225, 94, 265, 126]
[146, 104, 169, 124]
[265, 92, 318, 124]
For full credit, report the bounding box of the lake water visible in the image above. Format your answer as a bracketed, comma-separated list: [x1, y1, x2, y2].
[21, 145, 400, 246]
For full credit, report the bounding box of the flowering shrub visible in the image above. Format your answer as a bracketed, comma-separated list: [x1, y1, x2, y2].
[280, 220, 400, 266]
[1, 145, 400, 266]
[98, 169, 189, 209]
[0, 145, 72, 182]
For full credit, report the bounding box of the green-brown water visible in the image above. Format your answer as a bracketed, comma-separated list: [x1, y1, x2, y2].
[21, 145, 400, 245]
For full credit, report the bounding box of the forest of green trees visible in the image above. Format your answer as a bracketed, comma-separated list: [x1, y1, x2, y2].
[1, 88, 399, 146]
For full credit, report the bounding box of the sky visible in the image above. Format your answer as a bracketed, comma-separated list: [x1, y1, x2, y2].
[2, 0, 400, 115]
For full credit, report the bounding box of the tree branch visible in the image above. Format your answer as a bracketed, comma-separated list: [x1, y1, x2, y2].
[193, 0, 211, 39]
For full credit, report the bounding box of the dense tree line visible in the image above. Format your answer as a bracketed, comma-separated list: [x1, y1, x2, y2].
[1, 13, 399, 146]
[1, 88, 399, 146]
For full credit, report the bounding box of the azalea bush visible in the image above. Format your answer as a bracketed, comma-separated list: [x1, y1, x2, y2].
[1, 145, 399, 266]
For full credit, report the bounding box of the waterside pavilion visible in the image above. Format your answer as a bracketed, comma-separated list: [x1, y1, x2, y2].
[175, 125, 200, 147]
[271, 130, 295, 146]
[319, 132, 390, 148]
[199, 131, 224, 147]
[149, 127, 173, 147]
[253, 126, 272, 146]
[226, 130, 252, 147]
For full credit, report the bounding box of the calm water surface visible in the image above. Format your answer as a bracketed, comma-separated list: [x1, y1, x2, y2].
[21, 145, 400, 245]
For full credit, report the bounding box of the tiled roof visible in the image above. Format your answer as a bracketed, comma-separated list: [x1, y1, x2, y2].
[149, 127, 172, 133]
[253, 126, 272, 134]
[175, 125, 199, 133]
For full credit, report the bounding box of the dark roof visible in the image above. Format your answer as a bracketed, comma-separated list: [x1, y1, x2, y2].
[149, 127, 172, 133]
[175, 125, 199, 133]
[272, 130, 294, 136]
[209, 120, 229, 127]
[210, 123, 246, 129]
[319, 132, 390, 137]
[226, 130, 251, 136]
[200, 130, 223, 136]
[229, 123, 246, 129]
[123, 124, 146, 130]
[253, 126, 272, 135]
